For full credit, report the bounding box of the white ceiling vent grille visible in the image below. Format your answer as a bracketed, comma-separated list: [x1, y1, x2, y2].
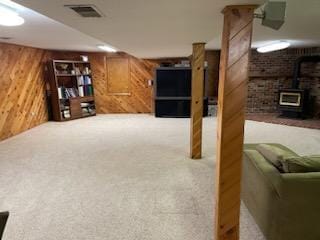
[65, 5, 104, 18]
[0, 37, 12, 40]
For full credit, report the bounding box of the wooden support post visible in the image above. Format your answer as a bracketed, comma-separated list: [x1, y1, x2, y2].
[190, 42, 205, 159]
[215, 5, 257, 240]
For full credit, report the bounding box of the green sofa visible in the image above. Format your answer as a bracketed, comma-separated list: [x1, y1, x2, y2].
[242, 144, 320, 240]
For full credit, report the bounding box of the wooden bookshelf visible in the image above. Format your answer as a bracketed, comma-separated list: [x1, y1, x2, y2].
[47, 60, 96, 121]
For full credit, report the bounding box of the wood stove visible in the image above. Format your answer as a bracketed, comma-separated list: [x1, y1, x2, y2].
[279, 89, 309, 118]
[279, 55, 320, 118]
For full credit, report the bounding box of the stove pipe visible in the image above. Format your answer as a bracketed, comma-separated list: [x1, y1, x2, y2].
[292, 55, 320, 89]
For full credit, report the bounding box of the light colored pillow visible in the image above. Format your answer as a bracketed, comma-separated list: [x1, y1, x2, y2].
[281, 156, 320, 173]
[256, 144, 296, 170]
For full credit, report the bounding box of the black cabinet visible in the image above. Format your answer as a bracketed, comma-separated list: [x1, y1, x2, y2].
[154, 67, 208, 118]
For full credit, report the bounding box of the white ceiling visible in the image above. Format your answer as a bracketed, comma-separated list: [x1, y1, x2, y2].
[0, 0, 107, 51]
[5, 0, 320, 58]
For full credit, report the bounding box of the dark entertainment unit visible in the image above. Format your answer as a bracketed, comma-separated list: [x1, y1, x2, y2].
[155, 67, 208, 117]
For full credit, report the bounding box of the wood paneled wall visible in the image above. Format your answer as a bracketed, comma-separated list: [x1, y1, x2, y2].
[0, 43, 49, 141]
[51, 51, 158, 113]
[0, 44, 161, 141]
[0, 42, 213, 141]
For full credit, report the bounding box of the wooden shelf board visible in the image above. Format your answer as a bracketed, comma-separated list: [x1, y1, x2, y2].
[53, 60, 90, 64]
[59, 96, 94, 101]
[60, 113, 96, 121]
[56, 74, 91, 77]
[71, 96, 95, 101]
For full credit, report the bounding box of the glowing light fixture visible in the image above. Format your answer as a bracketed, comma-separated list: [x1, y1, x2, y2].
[257, 41, 290, 53]
[0, 3, 24, 26]
[97, 45, 117, 52]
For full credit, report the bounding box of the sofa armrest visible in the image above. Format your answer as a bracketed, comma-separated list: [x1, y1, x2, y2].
[279, 172, 320, 201]
[243, 149, 282, 197]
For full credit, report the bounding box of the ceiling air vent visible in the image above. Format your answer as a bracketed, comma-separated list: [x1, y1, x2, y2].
[0, 37, 12, 40]
[65, 5, 104, 18]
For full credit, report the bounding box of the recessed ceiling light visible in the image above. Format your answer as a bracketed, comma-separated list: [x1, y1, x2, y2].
[257, 41, 290, 53]
[0, 5, 24, 26]
[97, 45, 117, 52]
[0, 0, 24, 10]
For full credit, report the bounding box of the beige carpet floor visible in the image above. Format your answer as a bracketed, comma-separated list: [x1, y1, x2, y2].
[0, 115, 319, 240]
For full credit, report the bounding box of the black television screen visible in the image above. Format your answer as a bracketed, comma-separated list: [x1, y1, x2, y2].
[156, 69, 191, 97]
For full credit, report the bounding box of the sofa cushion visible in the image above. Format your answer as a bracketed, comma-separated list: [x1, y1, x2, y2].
[305, 155, 320, 161]
[281, 155, 320, 173]
[256, 144, 297, 171]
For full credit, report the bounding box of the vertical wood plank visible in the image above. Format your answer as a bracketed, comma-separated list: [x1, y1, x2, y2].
[215, 5, 257, 240]
[190, 43, 205, 159]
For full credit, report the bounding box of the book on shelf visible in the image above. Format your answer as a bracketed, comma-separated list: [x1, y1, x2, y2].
[58, 86, 94, 98]
[84, 76, 92, 84]
[49, 60, 96, 121]
[65, 88, 79, 98]
[80, 102, 91, 107]
[58, 87, 80, 99]
[58, 87, 63, 99]
[82, 108, 89, 114]
[83, 67, 91, 75]
[77, 75, 92, 85]
[88, 107, 96, 114]
[84, 85, 94, 96]
[58, 87, 70, 99]
[82, 106, 96, 115]
[59, 104, 70, 111]
[62, 110, 71, 118]
[77, 76, 84, 85]
[78, 86, 84, 97]
[75, 67, 81, 75]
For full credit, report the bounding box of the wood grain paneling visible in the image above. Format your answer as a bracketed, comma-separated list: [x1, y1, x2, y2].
[214, 5, 256, 240]
[106, 57, 130, 95]
[93, 54, 156, 113]
[0, 46, 159, 141]
[0, 43, 49, 141]
[0, 43, 189, 140]
[51, 51, 158, 113]
[190, 43, 205, 159]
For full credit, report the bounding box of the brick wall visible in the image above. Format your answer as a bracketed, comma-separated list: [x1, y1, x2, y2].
[247, 47, 320, 117]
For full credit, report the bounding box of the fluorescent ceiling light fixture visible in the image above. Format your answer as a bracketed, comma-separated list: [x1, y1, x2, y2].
[97, 45, 117, 52]
[257, 41, 290, 53]
[0, 4, 24, 26]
